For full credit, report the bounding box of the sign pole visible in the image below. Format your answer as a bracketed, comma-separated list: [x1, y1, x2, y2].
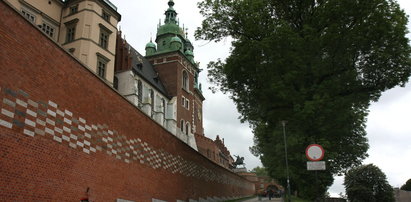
[281, 121, 291, 202]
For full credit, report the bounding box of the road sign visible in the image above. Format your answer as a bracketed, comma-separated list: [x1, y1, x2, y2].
[307, 161, 326, 170]
[305, 144, 324, 161]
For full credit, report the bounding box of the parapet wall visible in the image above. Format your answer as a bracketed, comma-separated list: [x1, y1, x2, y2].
[0, 2, 254, 201]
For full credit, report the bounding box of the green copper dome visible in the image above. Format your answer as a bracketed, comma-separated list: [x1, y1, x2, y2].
[145, 41, 156, 49]
[170, 35, 182, 43]
[157, 23, 184, 37]
[184, 49, 193, 56]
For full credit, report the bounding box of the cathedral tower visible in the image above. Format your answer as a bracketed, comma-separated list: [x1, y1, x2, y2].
[145, 0, 205, 140]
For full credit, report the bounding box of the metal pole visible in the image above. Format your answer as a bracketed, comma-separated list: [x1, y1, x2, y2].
[281, 121, 292, 202]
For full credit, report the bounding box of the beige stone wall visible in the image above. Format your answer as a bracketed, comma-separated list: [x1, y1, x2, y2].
[5, 0, 63, 41]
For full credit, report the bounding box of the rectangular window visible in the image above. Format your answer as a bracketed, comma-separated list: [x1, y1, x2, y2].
[70, 5, 78, 14]
[102, 11, 110, 22]
[96, 54, 109, 79]
[99, 29, 109, 49]
[41, 22, 55, 38]
[66, 25, 76, 43]
[21, 9, 35, 23]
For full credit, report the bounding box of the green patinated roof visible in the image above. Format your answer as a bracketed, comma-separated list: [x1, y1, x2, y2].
[171, 35, 182, 43]
[185, 49, 193, 56]
[157, 23, 185, 37]
[145, 41, 156, 49]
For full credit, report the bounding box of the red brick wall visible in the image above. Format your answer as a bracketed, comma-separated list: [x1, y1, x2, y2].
[0, 2, 254, 201]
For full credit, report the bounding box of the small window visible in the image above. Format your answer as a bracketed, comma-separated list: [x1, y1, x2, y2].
[137, 80, 143, 103]
[96, 55, 109, 79]
[41, 22, 55, 38]
[150, 89, 154, 110]
[182, 70, 189, 90]
[162, 99, 166, 113]
[181, 96, 185, 107]
[70, 5, 78, 14]
[66, 25, 76, 43]
[102, 11, 110, 22]
[185, 123, 190, 135]
[180, 120, 184, 133]
[21, 9, 36, 23]
[185, 99, 189, 110]
[99, 29, 109, 49]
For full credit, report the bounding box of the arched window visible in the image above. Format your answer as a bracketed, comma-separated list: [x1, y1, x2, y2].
[162, 98, 166, 113]
[180, 120, 184, 133]
[150, 89, 154, 112]
[182, 70, 188, 90]
[185, 122, 190, 135]
[137, 80, 142, 103]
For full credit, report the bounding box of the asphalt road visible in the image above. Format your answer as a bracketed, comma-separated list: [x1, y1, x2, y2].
[242, 197, 283, 202]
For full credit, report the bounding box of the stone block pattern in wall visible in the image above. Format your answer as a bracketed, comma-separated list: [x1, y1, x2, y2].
[0, 1, 254, 201]
[0, 86, 248, 186]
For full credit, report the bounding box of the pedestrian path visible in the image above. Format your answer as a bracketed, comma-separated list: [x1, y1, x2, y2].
[241, 197, 283, 202]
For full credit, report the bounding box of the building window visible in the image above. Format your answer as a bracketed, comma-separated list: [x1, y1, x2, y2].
[96, 54, 109, 79]
[41, 22, 55, 38]
[137, 80, 143, 103]
[66, 25, 76, 43]
[180, 120, 184, 133]
[99, 30, 109, 49]
[21, 9, 35, 23]
[185, 123, 190, 135]
[150, 89, 154, 112]
[70, 5, 78, 14]
[185, 99, 189, 110]
[182, 70, 189, 90]
[162, 98, 166, 113]
[102, 10, 110, 22]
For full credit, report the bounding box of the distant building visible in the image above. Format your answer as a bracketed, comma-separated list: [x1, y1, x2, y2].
[195, 135, 235, 169]
[4, 0, 121, 85]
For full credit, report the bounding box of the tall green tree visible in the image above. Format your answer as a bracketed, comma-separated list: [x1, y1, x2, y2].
[196, 0, 411, 199]
[251, 166, 268, 177]
[344, 164, 394, 202]
[400, 179, 411, 191]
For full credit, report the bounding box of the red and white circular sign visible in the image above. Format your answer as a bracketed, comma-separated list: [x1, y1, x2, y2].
[305, 144, 324, 161]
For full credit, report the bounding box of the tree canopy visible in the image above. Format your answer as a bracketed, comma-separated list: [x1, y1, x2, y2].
[400, 179, 411, 191]
[344, 164, 394, 202]
[196, 0, 411, 199]
[251, 166, 268, 177]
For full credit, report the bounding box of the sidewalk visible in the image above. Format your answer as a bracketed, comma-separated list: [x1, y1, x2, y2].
[242, 197, 283, 202]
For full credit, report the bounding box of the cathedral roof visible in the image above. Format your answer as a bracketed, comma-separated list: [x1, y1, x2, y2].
[125, 43, 169, 98]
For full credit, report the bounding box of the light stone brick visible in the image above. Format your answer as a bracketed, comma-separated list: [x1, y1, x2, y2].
[23, 129, 35, 137]
[1, 108, 14, 118]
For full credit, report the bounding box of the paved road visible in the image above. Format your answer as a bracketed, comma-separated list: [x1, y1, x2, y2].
[242, 197, 283, 202]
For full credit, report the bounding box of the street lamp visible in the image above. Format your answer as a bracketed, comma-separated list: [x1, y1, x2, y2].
[281, 121, 291, 202]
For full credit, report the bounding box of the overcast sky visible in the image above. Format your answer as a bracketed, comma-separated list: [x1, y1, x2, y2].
[110, 0, 411, 196]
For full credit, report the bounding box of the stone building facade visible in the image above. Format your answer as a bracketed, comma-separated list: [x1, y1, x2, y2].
[4, 0, 121, 85]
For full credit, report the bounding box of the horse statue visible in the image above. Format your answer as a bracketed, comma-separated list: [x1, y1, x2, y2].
[233, 155, 245, 168]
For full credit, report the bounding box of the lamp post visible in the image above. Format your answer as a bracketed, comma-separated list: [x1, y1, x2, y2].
[281, 121, 291, 202]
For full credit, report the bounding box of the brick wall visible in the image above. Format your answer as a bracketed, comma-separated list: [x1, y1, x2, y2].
[0, 2, 254, 201]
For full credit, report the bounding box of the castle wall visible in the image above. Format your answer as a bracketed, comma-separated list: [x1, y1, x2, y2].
[0, 2, 254, 201]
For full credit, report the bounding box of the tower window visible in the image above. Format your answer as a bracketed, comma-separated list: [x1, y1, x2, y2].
[180, 120, 184, 133]
[66, 25, 76, 43]
[102, 11, 110, 22]
[182, 70, 189, 90]
[185, 123, 190, 135]
[70, 5, 78, 14]
[41, 22, 55, 38]
[137, 80, 143, 104]
[96, 54, 109, 79]
[99, 30, 109, 49]
[150, 89, 155, 114]
[98, 24, 112, 49]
